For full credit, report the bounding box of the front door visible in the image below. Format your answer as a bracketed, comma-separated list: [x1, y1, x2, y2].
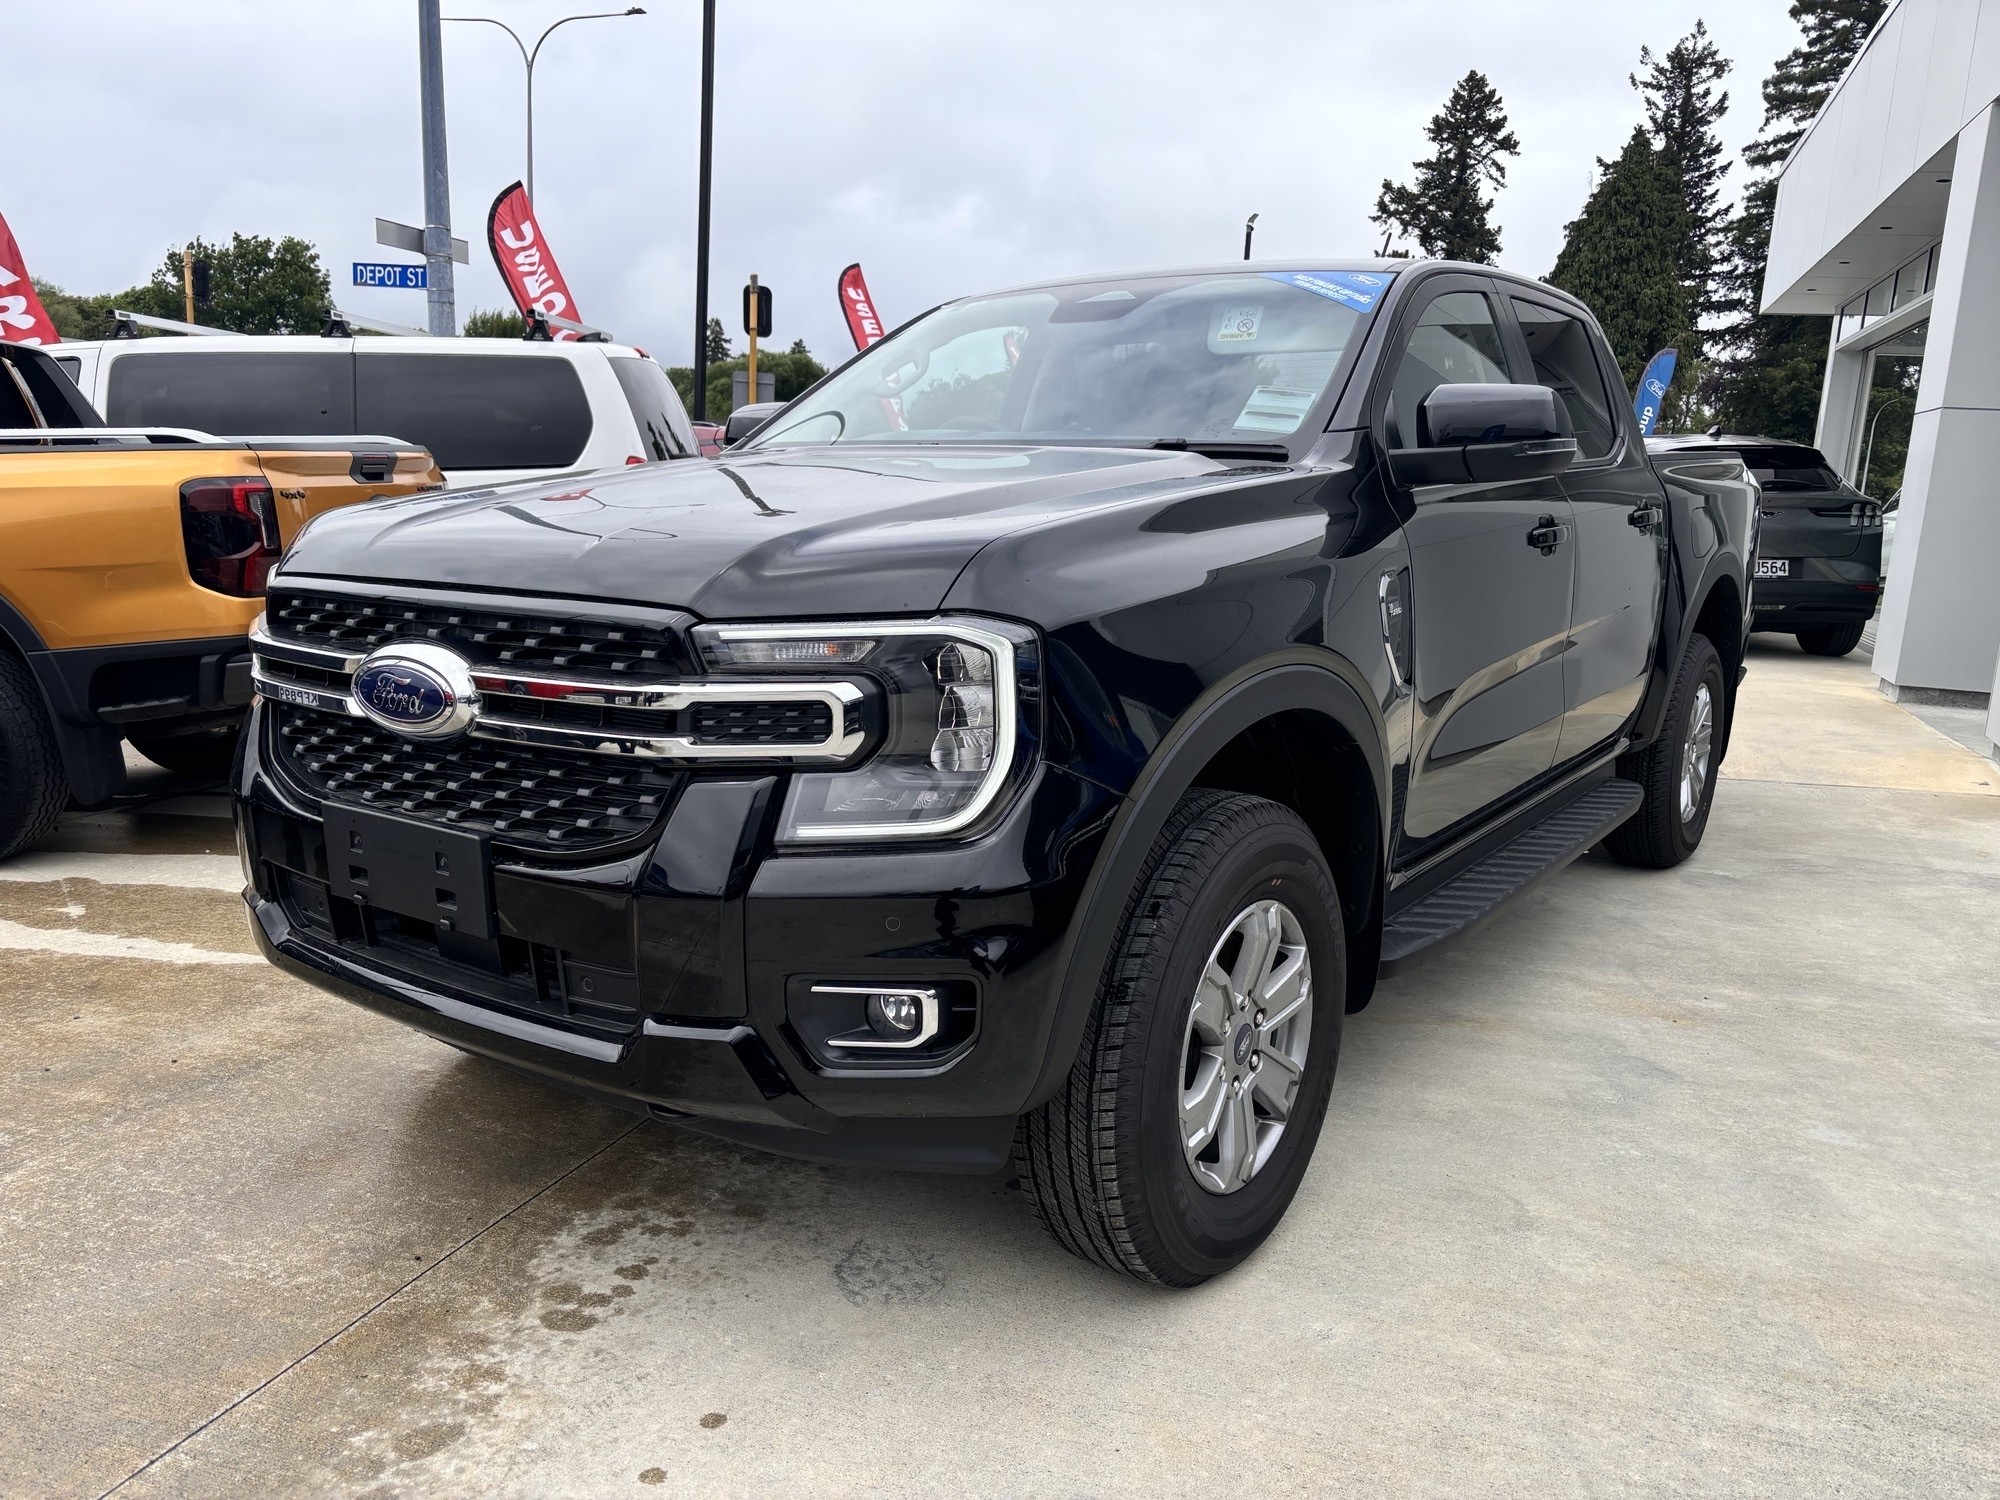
[1505, 295, 1666, 761]
[1381, 279, 1577, 858]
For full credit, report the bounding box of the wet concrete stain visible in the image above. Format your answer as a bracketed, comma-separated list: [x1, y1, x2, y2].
[832, 1238, 948, 1306]
[699, 1412, 727, 1429]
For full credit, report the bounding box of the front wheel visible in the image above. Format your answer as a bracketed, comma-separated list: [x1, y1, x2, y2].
[1796, 622, 1866, 657]
[1017, 790, 1344, 1286]
[1605, 633, 1725, 870]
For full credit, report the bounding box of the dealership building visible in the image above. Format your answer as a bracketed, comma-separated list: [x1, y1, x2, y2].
[1764, 0, 2000, 752]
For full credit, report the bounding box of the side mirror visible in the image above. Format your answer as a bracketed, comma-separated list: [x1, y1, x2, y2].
[724, 401, 785, 447]
[1388, 382, 1578, 487]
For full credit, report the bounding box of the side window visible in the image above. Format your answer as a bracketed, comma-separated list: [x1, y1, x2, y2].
[1384, 291, 1509, 447]
[1511, 299, 1619, 459]
[106, 351, 356, 434]
[356, 354, 593, 470]
[609, 356, 696, 460]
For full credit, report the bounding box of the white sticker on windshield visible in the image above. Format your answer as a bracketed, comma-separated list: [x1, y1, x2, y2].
[1235, 385, 1317, 434]
[1215, 306, 1263, 343]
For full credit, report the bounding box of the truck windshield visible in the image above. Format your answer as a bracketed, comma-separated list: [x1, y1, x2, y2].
[746, 270, 1390, 452]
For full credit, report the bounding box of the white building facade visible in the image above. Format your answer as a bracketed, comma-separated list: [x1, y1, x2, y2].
[1764, 0, 2000, 751]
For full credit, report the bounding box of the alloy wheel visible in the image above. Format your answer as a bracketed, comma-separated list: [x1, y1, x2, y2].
[1680, 681, 1714, 824]
[1178, 899, 1314, 1195]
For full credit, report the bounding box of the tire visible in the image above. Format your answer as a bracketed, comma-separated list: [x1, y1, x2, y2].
[128, 721, 242, 779]
[1017, 789, 1344, 1287]
[1796, 621, 1866, 657]
[0, 652, 68, 862]
[1605, 633, 1725, 870]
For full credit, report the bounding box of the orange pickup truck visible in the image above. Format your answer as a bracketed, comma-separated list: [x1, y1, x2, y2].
[0, 340, 440, 858]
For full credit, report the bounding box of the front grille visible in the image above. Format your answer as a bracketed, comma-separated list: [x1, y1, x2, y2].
[692, 700, 834, 744]
[267, 589, 687, 676]
[273, 702, 682, 852]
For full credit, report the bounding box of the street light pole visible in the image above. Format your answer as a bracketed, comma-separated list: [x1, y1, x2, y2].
[417, 0, 457, 336]
[446, 8, 645, 204]
[692, 0, 715, 420]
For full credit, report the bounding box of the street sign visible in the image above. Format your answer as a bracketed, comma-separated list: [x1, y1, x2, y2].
[373, 217, 469, 264]
[353, 262, 429, 290]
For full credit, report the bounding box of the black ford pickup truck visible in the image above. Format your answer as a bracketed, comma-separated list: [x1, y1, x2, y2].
[234, 260, 1755, 1286]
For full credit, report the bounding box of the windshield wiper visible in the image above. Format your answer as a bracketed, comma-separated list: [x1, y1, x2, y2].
[1151, 438, 1292, 463]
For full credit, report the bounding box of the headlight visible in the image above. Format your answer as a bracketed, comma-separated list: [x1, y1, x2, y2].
[691, 616, 1039, 843]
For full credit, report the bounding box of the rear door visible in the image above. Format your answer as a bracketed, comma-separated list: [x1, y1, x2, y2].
[1504, 294, 1666, 762]
[1380, 275, 1577, 857]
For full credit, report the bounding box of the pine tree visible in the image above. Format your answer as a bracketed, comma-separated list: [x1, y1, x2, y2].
[1632, 22, 1732, 333]
[704, 316, 733, 363]
[1372, 71, 1521, 263]
[1714, 0, 1888, 440]
[1547, 128, 1693, 389]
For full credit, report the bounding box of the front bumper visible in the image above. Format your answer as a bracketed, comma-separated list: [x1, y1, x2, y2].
[235, 705, 1119, 1172]
[1750, 556, 1880, 630]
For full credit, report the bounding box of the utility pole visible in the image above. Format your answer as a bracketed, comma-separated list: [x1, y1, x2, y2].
[418, 0, 457, 336]
[181, 244, 195, 323]
[745, 273, 760, 408]
[692, 0, 715, 418]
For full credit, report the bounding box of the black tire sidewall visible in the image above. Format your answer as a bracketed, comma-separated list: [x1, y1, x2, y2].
[1667, 640, 1726, 861]
[1118, 818, 1344, 1281]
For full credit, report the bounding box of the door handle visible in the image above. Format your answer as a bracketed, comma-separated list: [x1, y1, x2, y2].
[1526, 516, 1571, 554]
[1629, 503, 1664, 531]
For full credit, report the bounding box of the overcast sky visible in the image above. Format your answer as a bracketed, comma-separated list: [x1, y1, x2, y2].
[12, 1, 1805, 363]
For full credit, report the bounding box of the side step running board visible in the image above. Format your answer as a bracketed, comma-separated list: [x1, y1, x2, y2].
[1379, 778, 1643, 977]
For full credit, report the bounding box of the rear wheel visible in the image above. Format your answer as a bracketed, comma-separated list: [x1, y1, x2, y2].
[1796, 622, 1866, 657]
[128, 721, 242, 780]
[1606, 633, 1724, 870]
[0, 653, 68, 861]
[1017, 789, 1343, 1286]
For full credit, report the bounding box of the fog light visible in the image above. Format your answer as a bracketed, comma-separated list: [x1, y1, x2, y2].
[868, 991, 921, 1038]
[814, 984, 941, 1051]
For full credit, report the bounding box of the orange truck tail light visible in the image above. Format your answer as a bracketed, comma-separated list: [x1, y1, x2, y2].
[179, 476, 279, 597]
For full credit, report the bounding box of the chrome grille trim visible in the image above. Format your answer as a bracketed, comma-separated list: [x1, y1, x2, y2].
[249, 625, 868, 765]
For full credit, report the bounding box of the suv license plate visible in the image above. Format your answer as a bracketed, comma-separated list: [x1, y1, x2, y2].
[1754, 558, 1790, 578]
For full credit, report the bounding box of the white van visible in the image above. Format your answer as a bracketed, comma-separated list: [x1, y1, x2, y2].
[49, 335, 699, 488]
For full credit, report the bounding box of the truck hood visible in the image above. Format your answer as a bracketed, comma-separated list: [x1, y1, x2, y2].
[278, 444, 1282, 618]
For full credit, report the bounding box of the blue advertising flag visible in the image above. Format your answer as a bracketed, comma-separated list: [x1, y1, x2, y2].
[1633, 348, 1677, 437]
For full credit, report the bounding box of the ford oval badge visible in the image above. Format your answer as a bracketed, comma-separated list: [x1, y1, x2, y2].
[351, 643, 479, 739]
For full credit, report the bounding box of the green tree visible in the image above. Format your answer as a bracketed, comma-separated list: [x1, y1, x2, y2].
[121, 233, 332, 334]
[1548, 128, 1693, 388]
[1372, 71, 1521, 262]
[666, 345, 827, 421]
[1715, 0, 1888, 440]
[32, 279, 125, 341]
[704, 316, 733, 363]
[462, 307, 526, 338]
[1632, 22, 1733, 337]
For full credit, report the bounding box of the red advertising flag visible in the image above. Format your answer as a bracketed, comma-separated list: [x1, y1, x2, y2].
[0, 211, 61, 346]
[837, 262, 887, 350]
[486, 182, 585, 340]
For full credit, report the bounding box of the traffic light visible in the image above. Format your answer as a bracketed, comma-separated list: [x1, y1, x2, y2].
[743, 280, 771, 339]
[191, 258, 212, 308]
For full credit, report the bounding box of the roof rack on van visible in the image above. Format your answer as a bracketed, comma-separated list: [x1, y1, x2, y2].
[321, 307, 429, 339]
[524, 310, 611, 343]
[110, 309, 239, 339]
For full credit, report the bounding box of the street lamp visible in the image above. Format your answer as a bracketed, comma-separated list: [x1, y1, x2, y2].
[445, 7, 645, 204]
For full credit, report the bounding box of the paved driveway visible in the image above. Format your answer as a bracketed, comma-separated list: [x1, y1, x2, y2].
[4, 639, 1996, 1497]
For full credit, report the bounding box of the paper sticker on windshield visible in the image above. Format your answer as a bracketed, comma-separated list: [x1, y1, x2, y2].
[1236, 385, 1318, 434]
[1214, 305, 1263, 343]
[1264, 270, 1394, 312]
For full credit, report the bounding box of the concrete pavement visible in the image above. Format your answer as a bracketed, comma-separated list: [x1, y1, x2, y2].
[2, 640, 1996, 1497]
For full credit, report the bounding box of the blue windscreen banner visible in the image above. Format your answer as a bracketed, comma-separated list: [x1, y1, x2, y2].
[1633, 348, 1677, 437]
